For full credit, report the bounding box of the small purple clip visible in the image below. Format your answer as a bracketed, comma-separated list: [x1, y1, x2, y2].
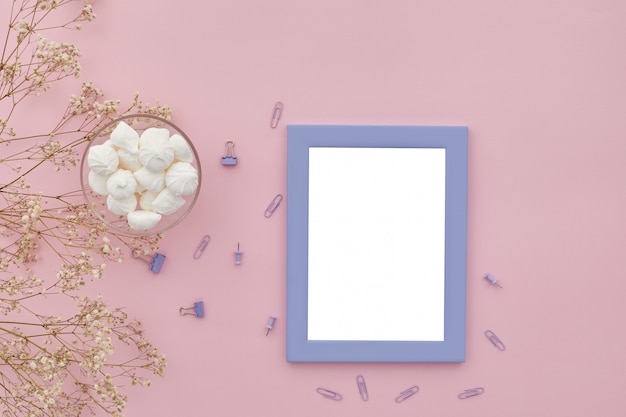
[356, 375, 369, 401]
[395, 385, 419, 403]
[485, 330, 506, 351]
[457, 387, 484, 399]
[193, 235, 211, 259]
[132, 249, 166, 274]
[264, 194, 283, 218]
[270, 102, 283, 128]
[180, 301, 204, 318]
[221, 141, 237, 166]
[316, 387, 342, 401]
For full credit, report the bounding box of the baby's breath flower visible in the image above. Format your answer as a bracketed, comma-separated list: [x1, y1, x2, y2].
[81, 5, 97, 22]
[1, 2, 166, 416]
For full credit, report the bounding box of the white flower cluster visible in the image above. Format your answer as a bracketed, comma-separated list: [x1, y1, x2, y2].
[87, 121, 198, 231]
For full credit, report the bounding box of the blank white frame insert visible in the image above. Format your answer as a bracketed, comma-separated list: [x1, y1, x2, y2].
[307, 147, 446, 341]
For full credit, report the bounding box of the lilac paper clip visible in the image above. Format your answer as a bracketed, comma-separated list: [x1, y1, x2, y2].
[270, 102, 283, 128]
[316, 387, 342, 401]
[484, 330, 506, 351]
[264, 194, 283, 218]
[193, 235, 211, 259]
[395, 385, 419, 403]
[458, 387, 484, 399]
[356, 375, 368, 401]
[131, 249, 166, 274]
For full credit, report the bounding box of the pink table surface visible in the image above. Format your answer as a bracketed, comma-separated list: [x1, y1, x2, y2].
[9, 0, 626, 416]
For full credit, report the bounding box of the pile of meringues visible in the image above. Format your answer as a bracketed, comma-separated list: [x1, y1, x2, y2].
[87, 121, 199, 231]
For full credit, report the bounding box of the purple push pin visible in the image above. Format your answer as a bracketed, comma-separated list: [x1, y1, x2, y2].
[484, 273, 502, 288]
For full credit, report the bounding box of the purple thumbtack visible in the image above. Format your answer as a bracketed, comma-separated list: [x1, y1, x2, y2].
[484, 273, 502, 288]
[265, 316, 276, 336]
[235, 243, 242, 265]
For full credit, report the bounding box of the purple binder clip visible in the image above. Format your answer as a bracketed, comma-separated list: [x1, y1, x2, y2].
[221, 141, 237, 166]
[180, 301, 205, 318]
[131, 249, 166, 274]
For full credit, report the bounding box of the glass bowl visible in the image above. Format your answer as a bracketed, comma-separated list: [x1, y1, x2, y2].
[80, 114, 201, 236]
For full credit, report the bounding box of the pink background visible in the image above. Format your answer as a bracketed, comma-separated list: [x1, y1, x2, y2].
[14, 0, 626, 416]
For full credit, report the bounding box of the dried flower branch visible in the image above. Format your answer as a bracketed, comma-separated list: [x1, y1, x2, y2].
[1, 2, 170, 416]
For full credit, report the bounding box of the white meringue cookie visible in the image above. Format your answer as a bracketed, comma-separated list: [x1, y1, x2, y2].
[88, 171, 109, 195]
[110, 121, 139, 154]
[117, 148, 142, 171]
[139, 190, 158, 211]
[138, 128, 175, 172]
[127, 210, 162, 230]
[165, 162, 199, 196]
[134, 167, 165, 192]
[169, 134, 194, 163]
[87, 143, 119, 175]
[106, 194, 137, 216]
[139, 127, 169, 146]
[106, 169, 137, 200]
[151, 188, 186, 215]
